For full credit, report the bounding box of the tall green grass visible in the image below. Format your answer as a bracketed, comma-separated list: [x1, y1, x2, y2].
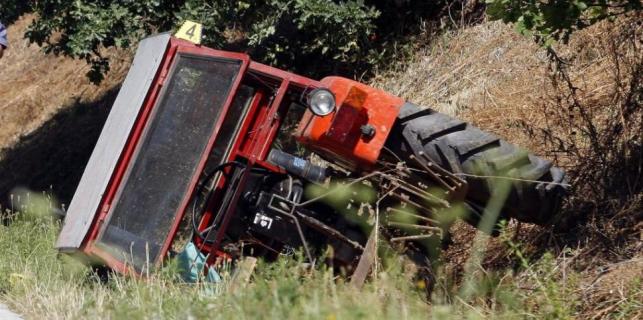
[0, 215, 581, 319]
[0, 191, 639, 319]
[1, 216, 431, 319]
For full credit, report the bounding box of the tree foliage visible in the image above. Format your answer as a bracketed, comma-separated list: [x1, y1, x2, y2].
[9, 0, 384, 83]
[26, 1, 181, 83]
[486, 0, 642, 45]
[5, 1, 637, 83]
[172, 0, 380, 75]
[4, 1, 459, 83]
[0, 1, 31, 25]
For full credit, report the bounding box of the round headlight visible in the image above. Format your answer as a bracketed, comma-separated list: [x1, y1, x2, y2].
[307, 88, 336, 116]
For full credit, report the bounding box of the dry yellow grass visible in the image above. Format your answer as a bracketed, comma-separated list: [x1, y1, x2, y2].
[371, 17, 641, 160]
[0, 15, 131, 152]
[372, 15, 641, 319]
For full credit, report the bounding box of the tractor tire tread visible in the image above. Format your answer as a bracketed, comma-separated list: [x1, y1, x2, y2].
[386, 102, 568, 225]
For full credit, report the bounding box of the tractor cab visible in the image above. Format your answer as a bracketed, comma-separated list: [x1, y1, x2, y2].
[56, 33, 403, 274]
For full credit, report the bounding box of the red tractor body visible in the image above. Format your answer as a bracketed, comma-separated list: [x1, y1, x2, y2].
[57, 34, 567, 277]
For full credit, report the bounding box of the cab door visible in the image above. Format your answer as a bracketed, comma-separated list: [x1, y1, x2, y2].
[57, 35, 249, 273]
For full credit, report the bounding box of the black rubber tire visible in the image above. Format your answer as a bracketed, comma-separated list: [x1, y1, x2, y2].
[385, 102, 568, 226]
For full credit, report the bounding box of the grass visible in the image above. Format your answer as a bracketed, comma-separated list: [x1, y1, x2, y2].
[2, 201, 640, 319]
[0, 215, 430, 319]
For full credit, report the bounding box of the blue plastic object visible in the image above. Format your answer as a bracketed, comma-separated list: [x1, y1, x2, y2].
[176, 242, 221, 283]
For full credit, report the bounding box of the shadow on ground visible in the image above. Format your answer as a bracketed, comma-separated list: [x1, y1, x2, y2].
[0, 88, 119, 210]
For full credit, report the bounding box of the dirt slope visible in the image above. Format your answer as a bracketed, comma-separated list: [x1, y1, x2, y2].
[0, 16, 130, 150]
[0, 16, 131, 207]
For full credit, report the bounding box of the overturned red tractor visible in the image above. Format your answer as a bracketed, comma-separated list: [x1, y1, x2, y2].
[56, 33, 567, 279]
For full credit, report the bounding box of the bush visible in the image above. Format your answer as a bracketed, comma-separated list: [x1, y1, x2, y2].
[7, 1, 467, 83]
[0, 1, 31, 25]
[486, 0, 642, 45]
[17, 0, 380, 83]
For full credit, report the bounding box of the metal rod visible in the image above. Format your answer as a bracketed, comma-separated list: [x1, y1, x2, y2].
[390, 234, 440, 242]
[387, 221, 443, 233]
[386, 207, 440, 225]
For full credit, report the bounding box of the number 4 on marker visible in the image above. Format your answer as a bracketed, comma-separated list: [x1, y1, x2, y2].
[175, 21, 203, 44]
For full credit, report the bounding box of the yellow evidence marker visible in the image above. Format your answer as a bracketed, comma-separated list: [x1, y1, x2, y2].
[175, 20, 203, 44]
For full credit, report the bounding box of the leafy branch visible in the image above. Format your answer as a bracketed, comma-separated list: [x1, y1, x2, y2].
[485, 0, 642, 45]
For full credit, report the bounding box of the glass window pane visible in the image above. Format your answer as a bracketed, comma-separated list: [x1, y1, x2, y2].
[97, 54, 241, 271]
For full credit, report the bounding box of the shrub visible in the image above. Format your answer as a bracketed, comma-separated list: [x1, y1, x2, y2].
[19, 0, 380, 83]
[6, 1, 476, 83]
[486, 0, 642, 45]
[0, 1, 31, 24]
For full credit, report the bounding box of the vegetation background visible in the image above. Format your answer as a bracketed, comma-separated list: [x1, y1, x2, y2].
[0, 0, 641, 319]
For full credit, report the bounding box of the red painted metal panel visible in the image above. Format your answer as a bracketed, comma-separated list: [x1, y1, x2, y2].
[254, 80, 291, 159]
[249, 61, 321, 88]
[295, 76, 405, 170]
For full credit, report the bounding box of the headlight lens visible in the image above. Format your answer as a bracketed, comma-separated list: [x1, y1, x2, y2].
[307, 88, 336, 116]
